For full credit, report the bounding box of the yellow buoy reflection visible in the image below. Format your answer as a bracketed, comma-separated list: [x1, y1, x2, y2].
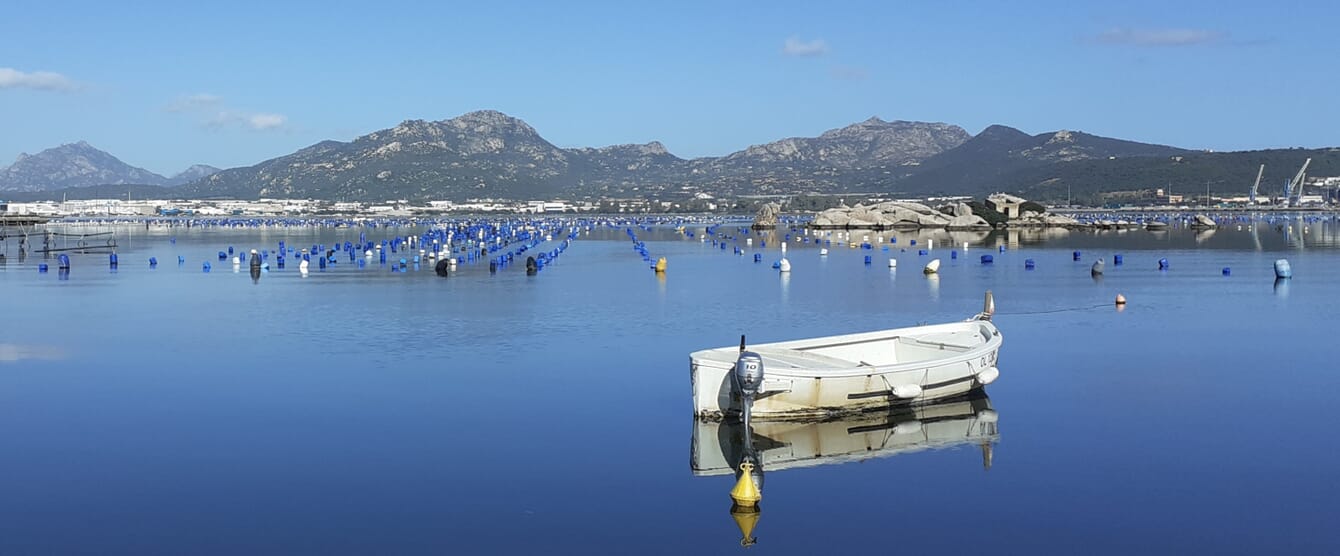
[730, 503, 761, 547]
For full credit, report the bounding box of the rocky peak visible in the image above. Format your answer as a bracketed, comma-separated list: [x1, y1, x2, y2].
[1045, 130, 1075, 145]
[0, 141, 168, 191]
[445, 110, 540, 137]
[975, 124, 1031, 141]
[585, 141, 674, 157]
[168, 164, 222, 186]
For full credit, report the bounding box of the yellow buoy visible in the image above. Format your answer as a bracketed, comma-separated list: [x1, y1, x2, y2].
[729, 462, 761, 507]
[731, 504, 761, 547]
[655, 257, 667, 273]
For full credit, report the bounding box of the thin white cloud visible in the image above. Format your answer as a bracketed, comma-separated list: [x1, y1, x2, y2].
[783, 36, 829, 57]
[247, 113, 286, 130]
[171, 93, 288, 132]
[1094, 27, 1225, 47]
[166, 93, 223, 112]
[0, 67, 77, 91]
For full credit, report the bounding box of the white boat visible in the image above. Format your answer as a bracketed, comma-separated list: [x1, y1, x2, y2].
[690, 293, 1002, 420]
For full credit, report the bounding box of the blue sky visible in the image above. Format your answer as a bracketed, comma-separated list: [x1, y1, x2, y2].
[2, 0, 1336, 175]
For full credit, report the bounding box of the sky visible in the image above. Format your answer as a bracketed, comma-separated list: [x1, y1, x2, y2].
[1, 0, 1337, 176]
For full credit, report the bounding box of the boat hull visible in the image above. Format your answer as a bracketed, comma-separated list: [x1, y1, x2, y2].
[691, 320, 1001, 420]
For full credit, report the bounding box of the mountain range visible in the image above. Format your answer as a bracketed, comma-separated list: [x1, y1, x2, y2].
[4, 111, 1337, 202]
[0, 142, 217, 191]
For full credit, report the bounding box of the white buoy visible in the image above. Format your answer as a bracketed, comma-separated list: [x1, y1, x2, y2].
[781, 242, 787, 254]
[928, 239, 933, 251]
[888, 259, 897, 268]
[746, 238, 753, 246]
[779, 258, 791, 273]
[963, 242, 968, 251]
[299, 259, 309, 272]
[365, 250, 373, 257]
[231, 256, 241, 265]
[923, 259, 941, 274]
[820, 248, 828, 256]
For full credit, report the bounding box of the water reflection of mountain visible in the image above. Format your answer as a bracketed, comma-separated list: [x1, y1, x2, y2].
[691, 394, 999, 478]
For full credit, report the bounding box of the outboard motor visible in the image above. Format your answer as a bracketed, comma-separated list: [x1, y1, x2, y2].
[249, 249, 262, 271]
[525, 256, 538, 275]
[434, 258, 450, 277]
[733, 335, 764, 426]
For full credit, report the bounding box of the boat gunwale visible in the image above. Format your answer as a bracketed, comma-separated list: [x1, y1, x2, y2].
[690, 321, 1001, 380]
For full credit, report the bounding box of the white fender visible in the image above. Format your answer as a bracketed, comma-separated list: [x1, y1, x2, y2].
[976, 366, 1000, 385]
[890, 384, 923, 399]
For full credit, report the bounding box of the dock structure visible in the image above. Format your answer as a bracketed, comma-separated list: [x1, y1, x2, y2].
[0, 215, 51, 226]
[1, 217, 118, 255]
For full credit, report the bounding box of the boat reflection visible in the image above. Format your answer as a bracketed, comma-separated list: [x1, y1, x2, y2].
[692, 394, 999, 547]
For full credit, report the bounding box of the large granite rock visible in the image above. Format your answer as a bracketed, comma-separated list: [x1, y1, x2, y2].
[946, 213, 992, 230]
[810, 201, 957, 229]
[751, 202, 782, 229]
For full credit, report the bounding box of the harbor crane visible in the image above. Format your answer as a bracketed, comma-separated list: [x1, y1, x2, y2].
[1284, 158, 1312, 207]
[1249, 164, 1265, 205]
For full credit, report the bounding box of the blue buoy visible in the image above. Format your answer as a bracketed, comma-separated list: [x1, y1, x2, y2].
[218, 251, 227, 260]
[1113, 254, 1123, 266]
[864, 255, 872, 265]
[1158, 258, 1170, 270]
[58, 254, 70, 270]
[1025, 258, 1035, 269]
[917, 249, 928, 256]
[909, 239, 917, 246]
[1073, 251, 1081, 261]
[980, 255, 994, 264]
[1222, 267, 1231, 276]
[754, 253, 762, 263]
[998, 245, 1006, 253]
[149, 257, 157, 267]
[178, 256, 185, 265]
[951, 250, 958, 260]
[203, 262, 211, 272]
[38, 263, 48, 273]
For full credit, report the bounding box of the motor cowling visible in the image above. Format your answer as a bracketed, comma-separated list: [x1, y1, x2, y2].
[734, 351, 764, 398]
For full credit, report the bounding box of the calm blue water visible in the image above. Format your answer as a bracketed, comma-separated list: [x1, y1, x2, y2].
[1, 218, 1337, 554]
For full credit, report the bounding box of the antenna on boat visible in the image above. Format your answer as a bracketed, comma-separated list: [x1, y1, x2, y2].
[981, 290, 995, 321]
[739, 335, 746, 353]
